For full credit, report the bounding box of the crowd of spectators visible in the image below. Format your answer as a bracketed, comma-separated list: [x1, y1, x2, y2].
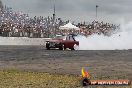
[78, 21, 120, 36]
[0, 5, 119, 38]
[0, 6, 66, 38]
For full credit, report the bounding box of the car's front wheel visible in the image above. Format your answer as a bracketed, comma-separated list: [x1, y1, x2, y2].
[46, 43, 50, 50]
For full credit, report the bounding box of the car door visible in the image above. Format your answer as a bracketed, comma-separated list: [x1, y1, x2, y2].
[64, 35, 75, 48]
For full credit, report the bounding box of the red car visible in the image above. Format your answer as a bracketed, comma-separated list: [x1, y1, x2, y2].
[46, 34, 79, 50]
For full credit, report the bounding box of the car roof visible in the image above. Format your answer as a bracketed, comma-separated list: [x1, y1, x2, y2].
[68, 34, 77, 36]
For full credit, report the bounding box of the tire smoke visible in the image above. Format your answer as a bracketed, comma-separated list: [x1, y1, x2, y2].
[76, 21, 132, 50]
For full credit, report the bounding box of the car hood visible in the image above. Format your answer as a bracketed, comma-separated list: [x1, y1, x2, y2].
[47, 39, 63, 42]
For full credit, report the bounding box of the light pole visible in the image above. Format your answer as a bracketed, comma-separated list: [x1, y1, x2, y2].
[0, 0, 3, 9]
[96, 5, 99, 20]
[53, 0, 56, 37]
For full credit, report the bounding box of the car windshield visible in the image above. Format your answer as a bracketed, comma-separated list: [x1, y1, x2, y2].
[54, 35, 66, 40]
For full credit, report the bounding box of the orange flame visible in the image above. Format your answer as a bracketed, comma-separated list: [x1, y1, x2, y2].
[81, 67, 89, 78]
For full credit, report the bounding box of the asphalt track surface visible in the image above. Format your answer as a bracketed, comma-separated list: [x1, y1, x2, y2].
[0, 46, 132, 80]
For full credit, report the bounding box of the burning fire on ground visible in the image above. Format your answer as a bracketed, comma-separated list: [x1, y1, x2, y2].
[80, 67, 131, 86]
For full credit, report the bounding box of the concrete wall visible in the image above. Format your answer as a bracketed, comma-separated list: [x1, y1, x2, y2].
[0, 37, 51, 45]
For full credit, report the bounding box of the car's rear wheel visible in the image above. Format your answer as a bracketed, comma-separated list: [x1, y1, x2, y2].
[71, 44, 79, 50]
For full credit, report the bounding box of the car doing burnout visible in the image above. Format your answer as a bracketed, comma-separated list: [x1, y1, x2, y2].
[46, 34, 79, 50]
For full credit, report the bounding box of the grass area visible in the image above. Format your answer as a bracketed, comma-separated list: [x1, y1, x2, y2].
[0, 69, 131, 88]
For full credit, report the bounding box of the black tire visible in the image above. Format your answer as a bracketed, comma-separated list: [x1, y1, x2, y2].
[46, 43, 50, 50]
[71, 48, 75, 50]
[71, 44, 79, 50]
[71, 46, 75, 50]
[80, 77, 91, 86]
[59, 44, 64, 50]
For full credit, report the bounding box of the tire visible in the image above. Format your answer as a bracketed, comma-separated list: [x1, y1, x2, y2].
[71, 48, 75, 50]
[46, 43, 50, 50]
[71, 44, 79, 50]
[80, 77, 91, 86]
[74, 44, 79, 50]
[59, 44, 64, 50]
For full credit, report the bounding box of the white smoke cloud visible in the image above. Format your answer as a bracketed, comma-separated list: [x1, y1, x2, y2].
[76, 20, 132, 50]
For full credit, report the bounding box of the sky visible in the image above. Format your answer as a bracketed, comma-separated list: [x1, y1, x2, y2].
[1, 0, 132, 23]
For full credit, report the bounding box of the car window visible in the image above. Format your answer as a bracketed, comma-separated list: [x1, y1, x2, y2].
[66, 35, 76, 41]
[63, 36, 66, 40]
[54, 35, 66, 40]
[66, 36, 70, 40]
[69, 36, 74, 41]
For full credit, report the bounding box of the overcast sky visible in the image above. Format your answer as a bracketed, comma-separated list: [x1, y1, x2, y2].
[2, 0, 132, 23]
